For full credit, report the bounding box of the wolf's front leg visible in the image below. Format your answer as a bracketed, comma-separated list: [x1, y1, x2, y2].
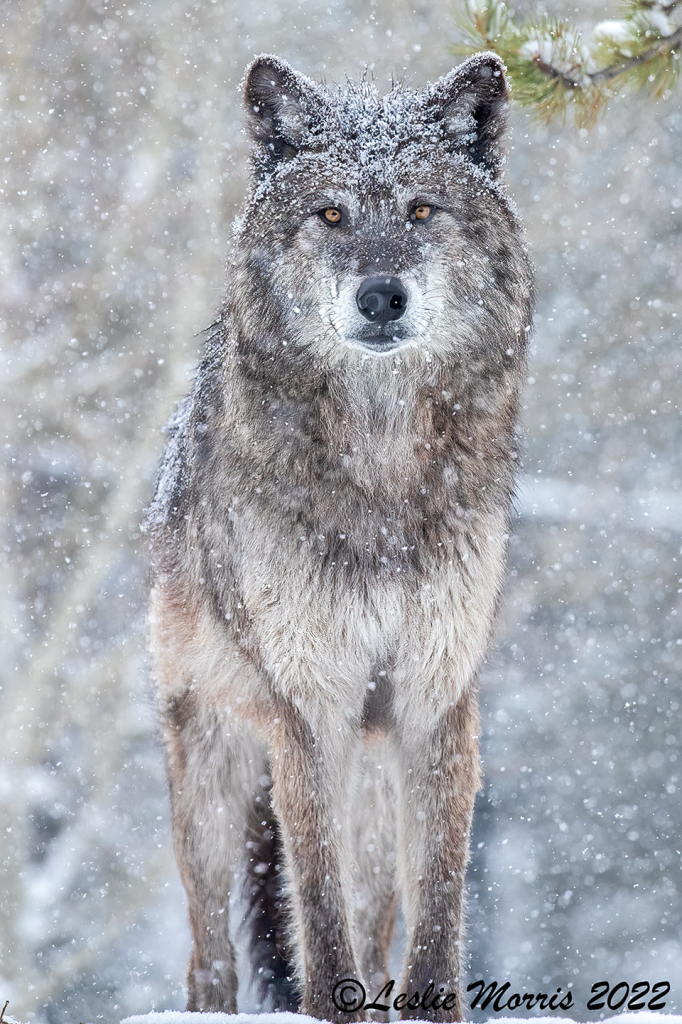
[395, 692, 481, 1022]
[162, 691, 261, 1012]
[269, 701, 366, 1022]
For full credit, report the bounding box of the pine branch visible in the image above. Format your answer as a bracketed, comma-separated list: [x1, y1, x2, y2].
[451, 0, 682, 125]
[592, 23, 682, 81]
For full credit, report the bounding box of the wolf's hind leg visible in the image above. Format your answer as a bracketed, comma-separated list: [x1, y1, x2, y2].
[162, 689, 261, 1012]
[353, 746, 397, 1015]
[242, 776, 299, 1011]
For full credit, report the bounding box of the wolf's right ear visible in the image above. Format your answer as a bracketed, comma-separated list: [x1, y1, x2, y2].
[243, 55, 328, 170]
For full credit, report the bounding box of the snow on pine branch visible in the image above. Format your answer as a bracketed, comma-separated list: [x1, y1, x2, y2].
[452, 0, 682, 126]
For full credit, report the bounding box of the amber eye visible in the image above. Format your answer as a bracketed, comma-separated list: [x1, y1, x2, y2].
[321, 207, 342, 224]
[412, 204, 432, 221]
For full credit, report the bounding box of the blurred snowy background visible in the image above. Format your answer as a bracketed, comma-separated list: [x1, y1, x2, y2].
[1, 0, 680, 1020]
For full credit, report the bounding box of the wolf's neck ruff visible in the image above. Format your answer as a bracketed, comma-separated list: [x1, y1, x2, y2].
[148, 52, 533, 1023]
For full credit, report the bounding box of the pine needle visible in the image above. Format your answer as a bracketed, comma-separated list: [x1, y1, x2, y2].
[451, 0, 682, 126]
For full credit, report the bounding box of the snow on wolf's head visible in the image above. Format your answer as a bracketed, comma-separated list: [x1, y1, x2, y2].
[230, 54, 532, 373]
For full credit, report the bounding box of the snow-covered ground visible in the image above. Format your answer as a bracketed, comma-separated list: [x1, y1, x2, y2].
[122, 1015, 682, 1024]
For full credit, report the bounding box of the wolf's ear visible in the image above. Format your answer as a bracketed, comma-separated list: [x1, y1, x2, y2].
[243, 55, 327, 168]
[422, 53, 510, 177]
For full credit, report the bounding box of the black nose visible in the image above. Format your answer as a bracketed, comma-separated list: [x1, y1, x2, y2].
[356, 275, 408, 326]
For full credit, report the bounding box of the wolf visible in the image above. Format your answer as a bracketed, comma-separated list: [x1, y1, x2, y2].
[147, 52, 533, 1022]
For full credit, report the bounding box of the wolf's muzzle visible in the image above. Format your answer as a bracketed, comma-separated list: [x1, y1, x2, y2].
[356, 275, 408, 326]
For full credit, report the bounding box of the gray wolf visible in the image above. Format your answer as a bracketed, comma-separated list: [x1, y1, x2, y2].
[147, 52, 533, 1022]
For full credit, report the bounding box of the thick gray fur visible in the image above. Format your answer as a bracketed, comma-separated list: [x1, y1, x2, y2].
[148, 52, 533, 1022]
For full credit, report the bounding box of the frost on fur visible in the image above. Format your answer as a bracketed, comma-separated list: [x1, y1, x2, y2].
[243, 52, 510, 183]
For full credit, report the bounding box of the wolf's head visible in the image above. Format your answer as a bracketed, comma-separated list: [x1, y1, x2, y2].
[229, 54, 531, 376]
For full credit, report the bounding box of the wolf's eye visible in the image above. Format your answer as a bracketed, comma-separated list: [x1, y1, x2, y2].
[412, 205, 433, 221]
[320, 208, 342, 225]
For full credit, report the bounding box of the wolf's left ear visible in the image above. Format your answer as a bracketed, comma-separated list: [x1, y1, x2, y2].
[422, 53, 510, 177]
[243, 55, 328, 168]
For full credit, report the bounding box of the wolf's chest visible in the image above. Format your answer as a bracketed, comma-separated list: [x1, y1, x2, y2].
[226, 503, 506, 708]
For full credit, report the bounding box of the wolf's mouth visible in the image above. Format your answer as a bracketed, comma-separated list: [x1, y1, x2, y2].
[351, 326, 411, 353]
